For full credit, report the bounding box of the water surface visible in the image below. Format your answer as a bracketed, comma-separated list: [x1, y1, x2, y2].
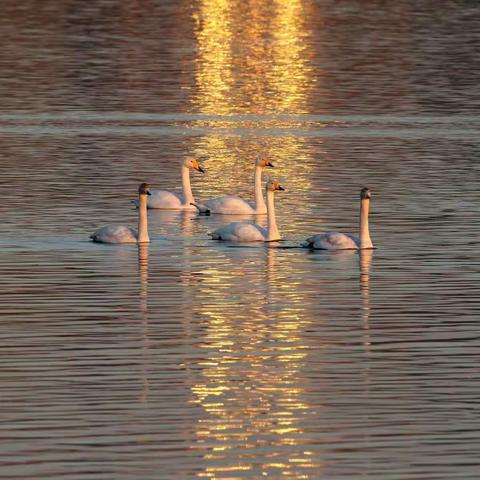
[1, 1, 480, 479]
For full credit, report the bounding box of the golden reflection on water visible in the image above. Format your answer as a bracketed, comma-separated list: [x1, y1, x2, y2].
[192, 0, 313, 114]
[188, 3, 321, 475]
[190, 248, 322, 478]
[192, 0, 234, 116]
[190, 0, 316, 203]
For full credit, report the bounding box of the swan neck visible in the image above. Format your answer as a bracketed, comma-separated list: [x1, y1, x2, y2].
[181, 166, 194, 205]
[137, 194, 150, 243]
[359, 199, 372, 249]
[254, 166, 266, 213]
[266, 188, 280, 241]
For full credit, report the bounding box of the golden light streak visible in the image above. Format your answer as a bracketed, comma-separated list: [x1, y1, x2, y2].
[184, 3, 326, 476]
[190, 0, 318, 209]
[186, 247, 321, 479]
[192, 0, 234, 115]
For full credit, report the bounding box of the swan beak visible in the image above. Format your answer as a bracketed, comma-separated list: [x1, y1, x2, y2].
[266, 161, 274, 168]
[147, 191, 151, 196]
[277, 185, 285, 191]
[197, 166, 206, 174]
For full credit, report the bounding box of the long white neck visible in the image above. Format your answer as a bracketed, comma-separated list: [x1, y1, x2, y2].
[359, 199, 373, 249]
[181, 166, 194, 205]
[266, 188, 280, 241]
[253, 166, 267, 213]
[137, 194, 150, 243]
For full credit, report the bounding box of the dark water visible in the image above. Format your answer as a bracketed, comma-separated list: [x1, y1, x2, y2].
[1, 1, 480, 479]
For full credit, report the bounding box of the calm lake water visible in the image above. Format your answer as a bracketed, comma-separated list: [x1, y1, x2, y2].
[1, 1, 480, 479]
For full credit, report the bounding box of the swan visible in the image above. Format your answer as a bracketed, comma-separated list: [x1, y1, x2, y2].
[210, 180, 284, 242]
[146, 157, 204, 210]
[302, 187, 374, 250]
[192, 158, 274, 215]
[91, 183, 151, 244]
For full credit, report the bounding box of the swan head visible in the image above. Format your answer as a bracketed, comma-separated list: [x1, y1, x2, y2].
[256, 157, 274, 168]
[266, 180, 285, 192]
[360, 187, 371, 200]
[184, 157, 205, 173]
[138, 183, 152, 196]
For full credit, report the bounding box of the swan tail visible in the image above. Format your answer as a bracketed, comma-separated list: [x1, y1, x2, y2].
[191, 202, 211, 215]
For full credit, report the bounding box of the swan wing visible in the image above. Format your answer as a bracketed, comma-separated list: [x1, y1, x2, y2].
[147, 190, 184, 209]
[90, 225, 137, 244]
[303, 232, 360, 250]
[211, 221, 266, 242]
[205, 195, 256, 215]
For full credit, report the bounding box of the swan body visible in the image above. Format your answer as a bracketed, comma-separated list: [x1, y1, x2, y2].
[146, 157, 204, 210]
[91, 183, 151, 244]
[202, 195, 256, 215]
[302, 232, 360, 250]
[211, 222, 267, 242]
[302, 187, 374, 250]
[211, 180, 284, 242]
[196, 158, 274, 215]
[148, 190, 186, 209]
[90, 225, 139, 244]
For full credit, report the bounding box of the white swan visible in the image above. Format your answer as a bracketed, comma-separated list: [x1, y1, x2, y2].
[91, 183, 151, 244]
[146, 157, 204, 210]
[302, 187, 374, 250]
[193, 158, 274, 215]
[210, 180, 284, 242]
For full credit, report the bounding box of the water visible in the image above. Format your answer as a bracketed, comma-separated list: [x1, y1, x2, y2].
[1, 1, 480, 479]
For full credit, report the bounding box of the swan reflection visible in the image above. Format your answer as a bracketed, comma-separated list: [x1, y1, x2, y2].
[359, 248, 373, 347]
[138, 242, 149, 313]
[137, 242, 150, 404]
